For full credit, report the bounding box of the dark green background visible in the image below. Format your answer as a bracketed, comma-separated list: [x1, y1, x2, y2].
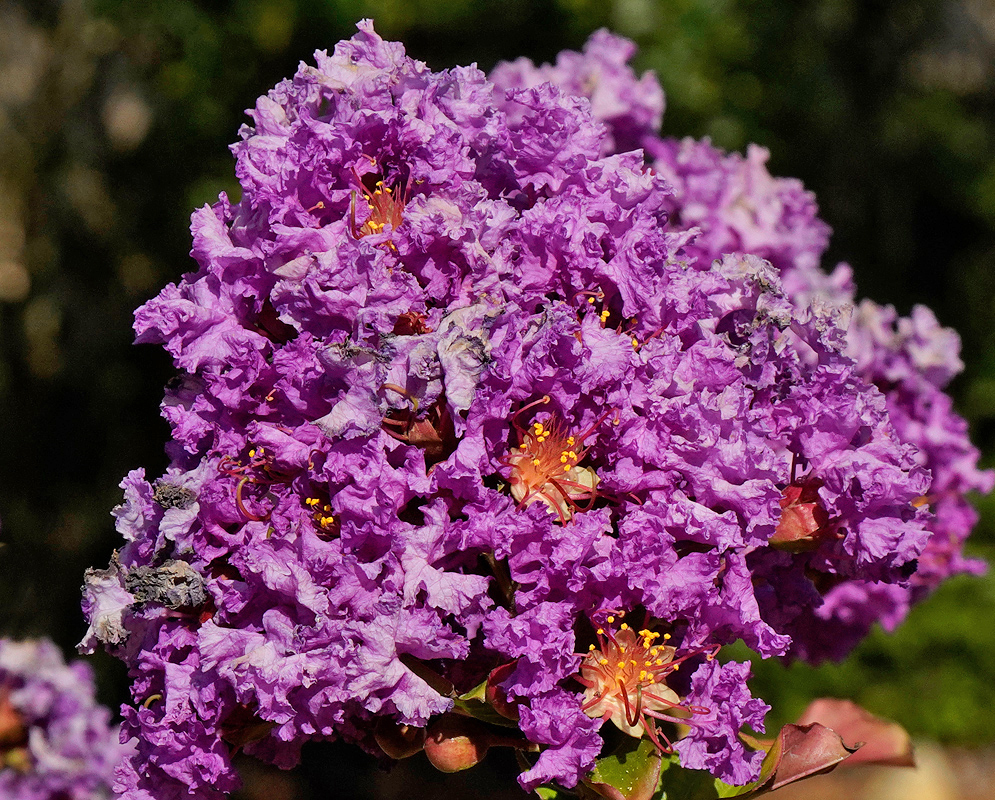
[1, 1, 992, 797]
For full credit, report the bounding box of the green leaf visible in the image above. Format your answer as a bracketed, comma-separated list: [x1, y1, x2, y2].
[656, 757, 721, 800]
[583, 739, 768, 800]
[586, 738, 665, 800]
[458, 678, 488, 703]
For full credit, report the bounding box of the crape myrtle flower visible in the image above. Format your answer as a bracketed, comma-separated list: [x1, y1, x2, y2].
[490, 31, 837, 300]
[0, 638, 132, 800]
[463, 261, 927, 789]
[639, 116, 991, 664]
[646, 135, 990, 657]
[492, 30, 991, 662]
[84, 20, 950, 800]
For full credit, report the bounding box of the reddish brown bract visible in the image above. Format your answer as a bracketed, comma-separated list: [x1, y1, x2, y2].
[771, 479, 838, 552]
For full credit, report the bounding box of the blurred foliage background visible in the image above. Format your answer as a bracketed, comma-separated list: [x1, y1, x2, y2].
[1, 0, 994, 797]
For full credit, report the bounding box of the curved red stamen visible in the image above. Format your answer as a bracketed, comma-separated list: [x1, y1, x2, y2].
[509, 395, 552, 434]
[235, 478, 270, 522]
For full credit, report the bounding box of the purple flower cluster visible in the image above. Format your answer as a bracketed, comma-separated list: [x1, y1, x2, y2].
[81, 21, 987, 798]
[0, 638, 131, 800]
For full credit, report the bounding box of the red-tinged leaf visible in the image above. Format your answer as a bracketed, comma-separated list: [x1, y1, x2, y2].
[795, 698, 915, 767]
[712, 722, 854, 797]
[766, 723, 856, 791]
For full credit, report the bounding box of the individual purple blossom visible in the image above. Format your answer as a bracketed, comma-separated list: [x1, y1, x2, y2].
[642, 136, 989, 658]
[642, 137, 841, 298]
[490, 32, 832, 292]
[780, 300, 993, 660]
[673, 659, 769, 785]
[0, 638, 132, 800]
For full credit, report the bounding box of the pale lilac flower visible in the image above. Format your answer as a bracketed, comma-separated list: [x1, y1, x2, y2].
[0, 638, 132, 800]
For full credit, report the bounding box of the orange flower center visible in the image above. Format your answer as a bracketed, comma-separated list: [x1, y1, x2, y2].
[500, 398, 607, 523]
[352, 177, 406, 239]
[578, 617, 714, 751]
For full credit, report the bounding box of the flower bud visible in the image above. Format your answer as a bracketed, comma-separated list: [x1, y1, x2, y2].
[423, 714, 490, 773]
[484, 661, 520, 721]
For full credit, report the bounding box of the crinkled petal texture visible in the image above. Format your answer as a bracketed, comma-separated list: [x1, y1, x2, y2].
[81, 21, 985, 800]
[0, 638, 133, 800]
[489, 28, 663, 155]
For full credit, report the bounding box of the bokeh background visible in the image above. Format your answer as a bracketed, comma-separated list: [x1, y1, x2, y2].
[1, 0, 994, 797]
